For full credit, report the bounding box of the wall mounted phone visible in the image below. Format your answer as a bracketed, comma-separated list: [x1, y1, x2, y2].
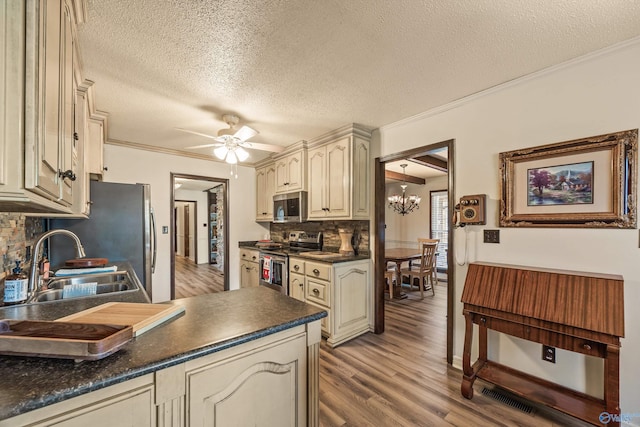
[454, 194, 486, 227]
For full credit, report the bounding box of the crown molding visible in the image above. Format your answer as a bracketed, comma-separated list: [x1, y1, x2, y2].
[382, 35, 640, 132]
[105, 138, 260, 167]
[307, 123, 374, 149]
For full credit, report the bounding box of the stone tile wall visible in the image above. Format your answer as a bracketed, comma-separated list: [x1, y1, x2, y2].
[269, 220, 370, 254]
[0, 214, 45, 280]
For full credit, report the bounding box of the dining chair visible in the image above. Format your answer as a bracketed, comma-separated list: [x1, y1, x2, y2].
[400, 241, 438, 298]
[384, 268, 396, 299]
[416, 238, 439, 288]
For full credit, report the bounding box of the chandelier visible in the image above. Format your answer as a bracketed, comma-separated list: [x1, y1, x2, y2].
[388, 164, 421, 215]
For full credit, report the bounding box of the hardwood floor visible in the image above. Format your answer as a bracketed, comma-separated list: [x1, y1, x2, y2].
[318, 282, 590, 427]
[174, 255, 224, 298]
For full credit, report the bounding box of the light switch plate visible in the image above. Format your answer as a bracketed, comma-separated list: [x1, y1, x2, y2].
[484, 229, 500, 243]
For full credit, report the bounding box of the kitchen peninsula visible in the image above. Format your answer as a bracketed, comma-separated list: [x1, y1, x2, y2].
[0, 287, 326, 426]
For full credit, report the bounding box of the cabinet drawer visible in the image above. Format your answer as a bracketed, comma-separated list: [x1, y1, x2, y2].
[290, 258, 305, 274]
[307, 278, 330, 307]
[239, 248, 259, 263]
[305, 261, 331, 281]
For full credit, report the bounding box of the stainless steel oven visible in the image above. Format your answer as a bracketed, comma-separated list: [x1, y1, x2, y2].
[259, 251, 288, 295]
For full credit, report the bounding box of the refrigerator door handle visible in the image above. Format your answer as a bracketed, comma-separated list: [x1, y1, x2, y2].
[150, 208, 157, 273]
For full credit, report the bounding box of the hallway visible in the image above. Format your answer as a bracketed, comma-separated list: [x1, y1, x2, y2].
[174, 255, 224, 298]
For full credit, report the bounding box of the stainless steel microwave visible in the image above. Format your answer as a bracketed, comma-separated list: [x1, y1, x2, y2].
[273, 191, 307, 223]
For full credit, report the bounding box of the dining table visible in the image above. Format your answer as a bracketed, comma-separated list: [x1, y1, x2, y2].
[384, 247, 423, 299]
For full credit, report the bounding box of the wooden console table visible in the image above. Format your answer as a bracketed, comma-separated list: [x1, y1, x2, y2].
[460, 262, 624, 426]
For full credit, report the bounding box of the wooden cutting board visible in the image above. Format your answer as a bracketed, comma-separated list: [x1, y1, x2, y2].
[56, 302, 185, 337]
[0, 320, 133, 361]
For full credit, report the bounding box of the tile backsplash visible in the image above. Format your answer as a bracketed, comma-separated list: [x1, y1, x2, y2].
[270, 220, 370, 254]
[0, 213, 45, 278]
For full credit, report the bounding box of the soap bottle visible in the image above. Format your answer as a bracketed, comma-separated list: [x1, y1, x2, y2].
[4, 261, 28, 305]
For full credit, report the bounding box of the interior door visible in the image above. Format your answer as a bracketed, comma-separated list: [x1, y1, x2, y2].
[183, 205, 190, 258]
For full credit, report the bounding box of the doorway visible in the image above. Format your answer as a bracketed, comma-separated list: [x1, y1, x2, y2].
[170, 173, 229, 299]
[374, 139, 455, 364]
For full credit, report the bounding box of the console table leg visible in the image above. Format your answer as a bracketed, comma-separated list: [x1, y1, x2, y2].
[461, 313, 475, 399]
[604, 344, 621, 426]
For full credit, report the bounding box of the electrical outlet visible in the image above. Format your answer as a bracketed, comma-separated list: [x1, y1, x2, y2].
[542, 345, 556, 363]
[483, 229, 500, 243]
[162, 226, 169, 234]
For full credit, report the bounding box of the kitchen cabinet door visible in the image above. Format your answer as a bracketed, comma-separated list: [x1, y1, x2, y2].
[289, 272, 305, 302]
[325, 137, 350, 218]
[307, 146, 327, 218]
[275, 150, 305, 194]
[0, 375, 155, 427]
[187, 333, 307, 426]
[255, 162, 275, 221]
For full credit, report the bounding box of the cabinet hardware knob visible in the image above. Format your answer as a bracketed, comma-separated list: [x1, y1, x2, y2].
[252, 256, 256, 260]
[583, 343, 592, 350]
[313, 269, 320, 275]
[58, 169, 76, 181]
[480, 317, 486, 323]
[73, 132, 79, 141]
[299, 283, 303, 287]
[294, 265, 300, 271]
[312, 288, 320, 295]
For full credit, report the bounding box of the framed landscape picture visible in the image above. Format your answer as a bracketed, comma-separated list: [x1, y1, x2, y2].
[500, 129, 637, 228]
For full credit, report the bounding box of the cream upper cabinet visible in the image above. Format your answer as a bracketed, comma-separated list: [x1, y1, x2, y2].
[0, 0, 90, 214]
[307, 125, 371, 220]
[255, 162, 276, 221]
[275, 149, 305, 194]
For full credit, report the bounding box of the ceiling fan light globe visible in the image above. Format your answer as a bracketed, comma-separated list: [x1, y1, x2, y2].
[225, 151, 238, 164]
[214, 146, 228, 160]
[235, 147, 250, 162]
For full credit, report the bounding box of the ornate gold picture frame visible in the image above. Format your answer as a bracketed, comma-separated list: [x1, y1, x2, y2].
[500, 129, 637, 228]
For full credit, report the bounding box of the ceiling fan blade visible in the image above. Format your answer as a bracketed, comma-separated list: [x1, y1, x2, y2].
[175, 127, 223, 141]
[243, 141, 285, 153]
[233, 125, 258, 142]
[185, 143, 223, 149]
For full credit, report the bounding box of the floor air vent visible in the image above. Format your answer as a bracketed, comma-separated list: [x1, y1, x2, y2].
[481, 387, 534, 414]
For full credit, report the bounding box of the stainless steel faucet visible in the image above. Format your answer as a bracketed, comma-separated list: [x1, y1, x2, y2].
[29, 229, 86, 295]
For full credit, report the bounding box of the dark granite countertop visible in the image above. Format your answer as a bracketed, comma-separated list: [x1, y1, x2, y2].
[290, 252, 370, 263]
[238, 242, 370, 264]
[0, 287, 326, 421]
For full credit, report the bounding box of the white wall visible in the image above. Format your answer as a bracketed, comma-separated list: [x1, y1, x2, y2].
[103, 144, 269, 301]
[380, 39, 640, 415]
[385, 175, 448, 248]
[175, 188, 209, 264]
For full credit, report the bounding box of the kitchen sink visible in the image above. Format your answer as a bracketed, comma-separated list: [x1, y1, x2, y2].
[30, 271, 137, 303]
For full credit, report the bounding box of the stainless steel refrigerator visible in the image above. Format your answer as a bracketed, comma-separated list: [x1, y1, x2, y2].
[49, 181, 156, 299]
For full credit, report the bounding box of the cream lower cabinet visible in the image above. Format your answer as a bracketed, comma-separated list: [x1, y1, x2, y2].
[239, 248, 260, 288]
[0, 375, 155, 427]
[291, 257, 371, 347]
[186, 330, 307, 426]
[1, 323, 322, 427]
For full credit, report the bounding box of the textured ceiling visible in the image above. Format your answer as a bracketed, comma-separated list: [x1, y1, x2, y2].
[77, 0, 640, 164]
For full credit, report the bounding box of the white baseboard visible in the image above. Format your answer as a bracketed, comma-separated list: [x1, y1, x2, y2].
[452, 355, 463, 371]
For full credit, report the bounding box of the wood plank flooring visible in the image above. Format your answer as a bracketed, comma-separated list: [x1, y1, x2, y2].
[319, 282, 590, 427]
[174, 255, 224, 298]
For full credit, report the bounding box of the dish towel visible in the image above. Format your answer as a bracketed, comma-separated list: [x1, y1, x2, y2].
[54, 265, 118, 277]
[262, 256, 272, 283]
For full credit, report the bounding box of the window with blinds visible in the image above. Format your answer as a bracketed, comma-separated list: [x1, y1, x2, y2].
[430, 190, 448, 270]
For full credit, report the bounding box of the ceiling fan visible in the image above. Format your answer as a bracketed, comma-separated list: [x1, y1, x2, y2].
[177, 114, 284, 164]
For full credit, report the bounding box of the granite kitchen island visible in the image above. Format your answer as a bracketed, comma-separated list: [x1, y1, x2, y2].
[0, 287, 326, 426]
